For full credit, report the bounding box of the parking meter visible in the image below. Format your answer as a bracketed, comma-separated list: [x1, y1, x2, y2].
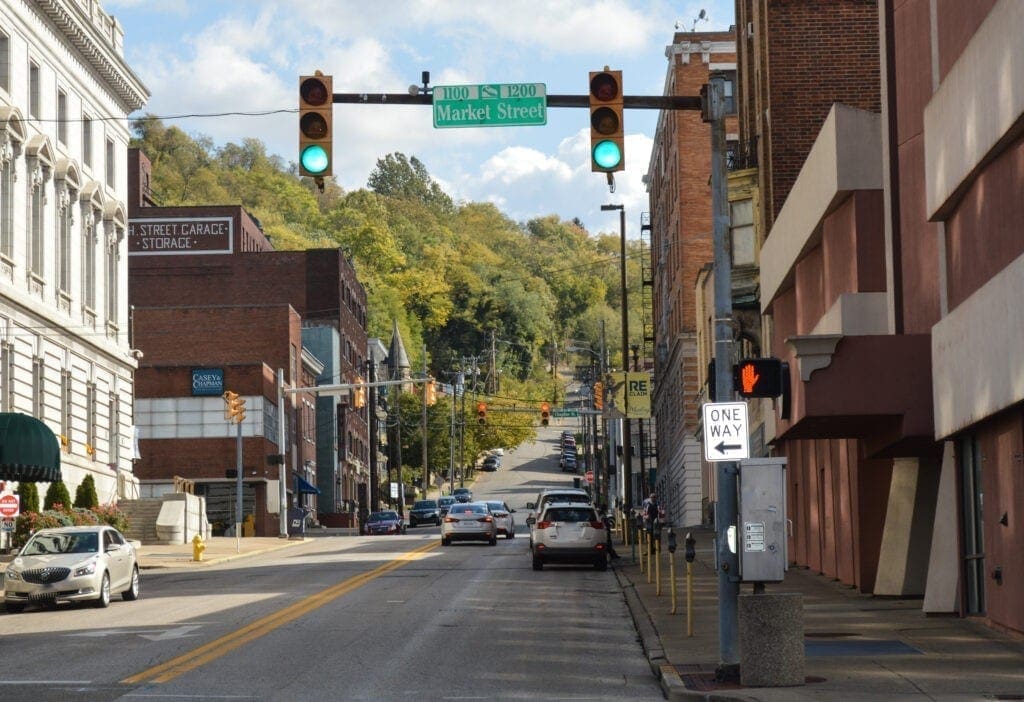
[667, 528, 677, 553]
[684, 532, 696, 563]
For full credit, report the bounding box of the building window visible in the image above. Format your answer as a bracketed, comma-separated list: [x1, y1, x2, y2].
[28, 61, 39, 118]
[82, 206, 97, 310]
[730, 199, 756, 267]
[61, 369, 72, 446]
[0, 341, 13, 412]
[82, 115, 92, 167]
[0, 136, 16, 258]
[32, 356, 44, 418]
[57, 184, 74, 294]
[105, 227, 120, 326]
[0, 31, 9, 93]
[57, 89, 68, 145]
[28, 160, 46, 277]
[105, 138, 114, 188]
[109, 394, 120, 464]
[85, 381, 96, 459]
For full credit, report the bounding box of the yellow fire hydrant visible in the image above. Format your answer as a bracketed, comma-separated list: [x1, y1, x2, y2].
[191, 533, 206, 562]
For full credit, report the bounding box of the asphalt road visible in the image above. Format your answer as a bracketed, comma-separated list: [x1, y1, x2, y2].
[0, 425, 660, 701]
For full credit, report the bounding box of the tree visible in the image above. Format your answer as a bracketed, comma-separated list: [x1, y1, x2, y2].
[367, 153, 454, 215]
[17, 481, 39, 513]
[74, 474, 99, 509]
[44, 480, 73, 511]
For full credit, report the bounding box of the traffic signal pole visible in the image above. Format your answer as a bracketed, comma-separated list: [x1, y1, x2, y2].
[708, 76, 740, 678]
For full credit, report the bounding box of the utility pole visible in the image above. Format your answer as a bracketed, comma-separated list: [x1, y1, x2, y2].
[367, 358, 379, 512]
[709, 75, 740, 677]
[421, 346, 429, 496]
[603, 203, 632, 516]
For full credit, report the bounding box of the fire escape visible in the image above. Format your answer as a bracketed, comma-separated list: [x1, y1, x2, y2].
[638, 211, 655, 483]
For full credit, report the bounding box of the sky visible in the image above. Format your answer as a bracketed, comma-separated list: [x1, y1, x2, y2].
[108, 0, 735, 239]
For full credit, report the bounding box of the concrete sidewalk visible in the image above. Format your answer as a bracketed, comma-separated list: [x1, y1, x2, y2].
[615, 528, 1024, 701]
[135, 533, 336, 569]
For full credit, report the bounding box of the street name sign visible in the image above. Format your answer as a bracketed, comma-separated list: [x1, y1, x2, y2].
[433, 83, 547, 128]
[551, 408, 578, 418]
[702, 402, 750, 462]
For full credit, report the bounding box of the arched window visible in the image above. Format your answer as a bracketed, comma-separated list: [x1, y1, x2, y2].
[55, 158, 81, 306]
[25, 135, 54, 286]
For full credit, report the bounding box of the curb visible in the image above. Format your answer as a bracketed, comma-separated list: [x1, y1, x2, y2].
[138, 538, 306, 570]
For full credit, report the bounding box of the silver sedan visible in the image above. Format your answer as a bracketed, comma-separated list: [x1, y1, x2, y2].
[4, 525, 140, 612]
[441, 502, 497, 546]
[485, 500, 516, 539]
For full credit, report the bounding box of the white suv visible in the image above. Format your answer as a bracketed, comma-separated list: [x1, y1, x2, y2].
[525, 488, 592, 547]
[531, 502, 608, 571]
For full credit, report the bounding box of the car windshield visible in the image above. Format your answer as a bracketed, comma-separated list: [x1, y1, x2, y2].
[368, 511, 399, 522]
[23, 531, 99, 555]
[544, 507, 597, 523]
[453, 488, 470, 495]
[412, 501, 437, 509]
[438, 497, 456, 506]
[486, 502, 507, 512]
[542, 493, 588, 505]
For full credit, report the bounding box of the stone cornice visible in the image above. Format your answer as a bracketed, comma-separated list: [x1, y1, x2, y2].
[35, 0, 149, 111]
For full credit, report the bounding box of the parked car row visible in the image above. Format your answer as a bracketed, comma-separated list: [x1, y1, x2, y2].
[559, 431, 578, 472]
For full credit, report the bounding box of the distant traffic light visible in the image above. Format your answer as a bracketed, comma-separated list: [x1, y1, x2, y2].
[425, 380, 437, 406]
[222, 390, 246, 424]
[540, 401, 550, 427]
[593, 382, 603, 410]
[477, 402, 487, 425]
[299, 72, 333, 178]
[733, 358, 784, 398]
[352, 380, 366, 408]
[589, 68, 624, 172]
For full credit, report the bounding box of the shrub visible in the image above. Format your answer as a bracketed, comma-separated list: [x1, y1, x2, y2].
[43, 481, 72, 511]
[17, 481, 40, 513]
[73, 475, 99, 509]
[92, 503, 130, 533]
[11, 504, 129, 547]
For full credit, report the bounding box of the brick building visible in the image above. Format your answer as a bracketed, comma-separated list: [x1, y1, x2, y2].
[646, 29, 737, 526]
[128, 150, 370, 534]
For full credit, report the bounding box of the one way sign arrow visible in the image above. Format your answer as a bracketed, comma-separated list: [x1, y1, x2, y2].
[702, 402, 750, 462]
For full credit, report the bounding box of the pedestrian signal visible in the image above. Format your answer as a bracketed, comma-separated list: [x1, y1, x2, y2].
[733, 358, 784, 398]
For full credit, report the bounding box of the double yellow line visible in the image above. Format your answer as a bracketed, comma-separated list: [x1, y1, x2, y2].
[122, 540, 440, 684]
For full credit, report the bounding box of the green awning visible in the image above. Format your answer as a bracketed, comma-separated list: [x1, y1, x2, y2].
[0, 413, 62, 483]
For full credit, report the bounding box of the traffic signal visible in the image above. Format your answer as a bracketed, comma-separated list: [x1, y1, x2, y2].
[589, 68, 624, 172]
[352, 380, 366, 408]
[299, 72, 333, 178]
[540, 401, 550, 427]
[425, 380, 437, 406]
[733, 358, 784, 398]
[222, 390, 246, 423]
[593, 382, 603, 410]
[477, 402, 487, 425]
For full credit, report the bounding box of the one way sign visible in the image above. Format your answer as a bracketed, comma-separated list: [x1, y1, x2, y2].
[702, 402, 749, 462]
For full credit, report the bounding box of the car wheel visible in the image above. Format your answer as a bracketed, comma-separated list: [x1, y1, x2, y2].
[121, 566, 140, 601]
[506, 531, 514, 540]
[489, 535, 497, 546]
[410, 519, 417, 528]
[94, 572, 111, 608]
[442, 536, 451, 546]
[532, 556, 543, 571]
[4, 602, 25, 614]
[435, 517, 441, 526]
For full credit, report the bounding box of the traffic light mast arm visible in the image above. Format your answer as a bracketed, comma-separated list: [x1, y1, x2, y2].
[325, 92, 702, 111]
[283, 377, 433, 396]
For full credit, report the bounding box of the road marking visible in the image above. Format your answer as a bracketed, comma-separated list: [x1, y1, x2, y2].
[64, 625, 203, 641]
[121, 540, 440, 685]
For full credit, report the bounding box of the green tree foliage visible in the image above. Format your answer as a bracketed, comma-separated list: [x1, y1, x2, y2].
[73, 474, 99, 509]
[129, 119, 648, 410]
[17, 481, 39, 513]
[43, 480, 73, 512]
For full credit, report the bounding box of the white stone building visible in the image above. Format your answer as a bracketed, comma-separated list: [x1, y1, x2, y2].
[0, 0, 148, 503]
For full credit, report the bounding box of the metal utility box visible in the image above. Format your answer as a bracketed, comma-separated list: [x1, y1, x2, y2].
[737, 458, 787, 583]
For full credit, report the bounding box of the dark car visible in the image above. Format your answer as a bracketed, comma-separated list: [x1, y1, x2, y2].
[438, 495, 457, 517]
[365, 511, 405, 535]
[481, 456, 500, 471]
[452, 487, 473, 503]
[409, 500, 441, 527]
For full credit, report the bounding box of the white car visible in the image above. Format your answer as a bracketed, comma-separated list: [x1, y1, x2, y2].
[4, 526, 140, 612]
[526, 487, 592, 547]
[485, 500, 516, 539]
[441, 502, 497, 546]
[531, 502, 608, 571]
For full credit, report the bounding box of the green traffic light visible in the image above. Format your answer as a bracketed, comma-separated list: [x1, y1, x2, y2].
[300, 145, 329, 175]
[592, 140, 622, 170]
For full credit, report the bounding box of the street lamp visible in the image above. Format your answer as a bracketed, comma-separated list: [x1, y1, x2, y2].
[601, 203, 633, 518]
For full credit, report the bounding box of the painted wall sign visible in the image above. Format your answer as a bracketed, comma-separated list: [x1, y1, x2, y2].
[129, 217, 233, 255]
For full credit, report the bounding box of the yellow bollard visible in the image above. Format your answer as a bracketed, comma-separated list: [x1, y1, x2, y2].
[646, 532, 654, 584]
[191, 533, 206, 562]
[655, 538, 662, 595]
[669, 550, 677, 613]
[638, 527, 645, 573]
[686, 561, 694, 637]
